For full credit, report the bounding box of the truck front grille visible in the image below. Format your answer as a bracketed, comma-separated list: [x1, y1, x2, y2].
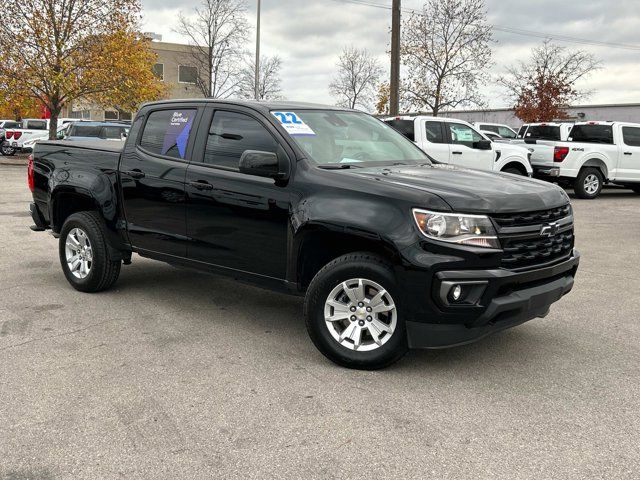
[492, 205, 574, 270]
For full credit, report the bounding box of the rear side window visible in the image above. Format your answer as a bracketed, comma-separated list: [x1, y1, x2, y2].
[140, 109, 196, 159]
[384, 119, 414, 142]
[425, 121, 446, 144]
[203, 111, 278, 169]
[568, 125, 613, 144]
[526, 125, 560, 141]
[27, 120, 47, 130]
[622, 127, 640, 147]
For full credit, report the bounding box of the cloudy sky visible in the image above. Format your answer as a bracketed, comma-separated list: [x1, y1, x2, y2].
[141, 0, 640, 108]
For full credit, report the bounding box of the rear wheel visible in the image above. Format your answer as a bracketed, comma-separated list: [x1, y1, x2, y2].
[1, 144, 15, 156]
[304, 253, 408, 370]
[59, 212, 121, 292]
[574, 168, 603, 199]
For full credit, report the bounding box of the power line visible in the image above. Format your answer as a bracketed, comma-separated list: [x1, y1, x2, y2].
[329, 0, 640, 52]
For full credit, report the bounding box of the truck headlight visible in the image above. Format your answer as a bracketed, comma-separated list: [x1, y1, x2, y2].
[412, 209, 500, 248]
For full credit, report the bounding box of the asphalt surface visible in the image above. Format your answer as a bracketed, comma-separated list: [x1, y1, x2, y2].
[0, 164, 638, 479]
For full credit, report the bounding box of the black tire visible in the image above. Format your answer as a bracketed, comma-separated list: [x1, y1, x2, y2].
[502, 167, 525, 176]
[304, 252, 408, 370]
[629, 185, 640, 194]
[59, 211, 121, 292]
[1, 144, 15, 156]
[574, 167, 604, 199]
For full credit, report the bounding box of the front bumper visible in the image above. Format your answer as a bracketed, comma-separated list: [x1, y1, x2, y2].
[403, 251, 580, 349]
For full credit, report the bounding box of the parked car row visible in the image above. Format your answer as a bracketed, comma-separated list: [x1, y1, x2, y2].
[384, 115, 640, 199]
[1, 118, 130, 156]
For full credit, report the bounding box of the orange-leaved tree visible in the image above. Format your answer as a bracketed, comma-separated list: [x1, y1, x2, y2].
[0, 0, 167, 139]
[499, 40, 600, 123]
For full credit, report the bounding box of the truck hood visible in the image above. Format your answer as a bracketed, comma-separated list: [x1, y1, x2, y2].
[351, 163, 569, 213]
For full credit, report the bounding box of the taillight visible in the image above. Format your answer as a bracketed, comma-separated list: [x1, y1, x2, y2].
[5, 131, 13, 139]
[13, 131, 22, 140]
[27, 154, 34, 192]
[554, 146, 570, 163]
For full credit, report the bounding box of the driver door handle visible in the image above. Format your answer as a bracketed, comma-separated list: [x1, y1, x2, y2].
[452, 151, 463, 155]
[189, 180, 214, 191]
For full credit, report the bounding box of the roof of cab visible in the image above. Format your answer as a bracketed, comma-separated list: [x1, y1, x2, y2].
[140, 98, 354, 113]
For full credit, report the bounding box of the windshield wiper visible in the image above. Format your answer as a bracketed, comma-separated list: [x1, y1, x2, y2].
[316, 164, 363, 170]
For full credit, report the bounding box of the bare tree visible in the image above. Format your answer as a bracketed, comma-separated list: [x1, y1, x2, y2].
[498, 40, 601, 122]
[329, 46, 384, 111]
[175, 0, 249, 98]
[401, 0, 493, 115]
[237, 55, 283, 100]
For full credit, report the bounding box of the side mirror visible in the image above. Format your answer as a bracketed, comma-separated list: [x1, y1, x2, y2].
[473, 139, 492, 150]
[239, 150, 288, 180]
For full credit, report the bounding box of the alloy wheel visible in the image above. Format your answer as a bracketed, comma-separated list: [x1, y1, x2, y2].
[65, 228, 93, 279]
[584, 174, 600, 195]
[323, 278, 397, 351]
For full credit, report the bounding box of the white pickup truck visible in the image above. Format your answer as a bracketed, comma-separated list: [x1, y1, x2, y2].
[529, 121, 640, 198]
[384, 116, 533, 176]
[1, 118, 77, 156]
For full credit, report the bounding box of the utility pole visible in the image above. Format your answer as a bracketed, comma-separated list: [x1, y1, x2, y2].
[390, 0, 401, 115]
[255, 0, 261, 100]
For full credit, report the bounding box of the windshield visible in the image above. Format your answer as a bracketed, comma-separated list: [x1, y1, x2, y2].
[568, 125, 613, 144]
[271, 110, 430, 165]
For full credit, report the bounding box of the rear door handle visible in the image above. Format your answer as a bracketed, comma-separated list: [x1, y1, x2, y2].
[122, 169, 145, 179]
[624, 152, 633, 156]
[189, 180, 214, 191]
[452, 151, 463, 155]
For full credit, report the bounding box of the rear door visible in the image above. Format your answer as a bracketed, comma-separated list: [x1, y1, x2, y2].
[418, 120, 450, 162]
[119, 104, 203, 257]
[619, 125, 640, 181]
[445, 122, 494, 171]
[184, 106, 292, 280]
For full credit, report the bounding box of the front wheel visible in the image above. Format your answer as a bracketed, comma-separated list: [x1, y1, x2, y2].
[59, 212, 121, 292]
[574, 168, 604, 199]
[1, 144, 15, 156]
[629, 184, 640, 194]
[304, 253, 408, 370]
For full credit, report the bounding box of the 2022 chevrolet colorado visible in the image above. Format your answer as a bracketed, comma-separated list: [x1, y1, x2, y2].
[29, 100, 579, 369]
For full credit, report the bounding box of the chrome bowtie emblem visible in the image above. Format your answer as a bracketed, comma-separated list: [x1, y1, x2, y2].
[540, 222, 560, 237]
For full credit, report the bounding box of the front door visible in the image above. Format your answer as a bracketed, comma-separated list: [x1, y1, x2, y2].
[445, 122, 495, 171]
[185, 107, 291, 280]
[120, 105, 201, 257]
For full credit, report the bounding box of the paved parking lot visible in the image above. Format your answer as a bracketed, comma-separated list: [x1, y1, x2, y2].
[0, 164, 638, 479]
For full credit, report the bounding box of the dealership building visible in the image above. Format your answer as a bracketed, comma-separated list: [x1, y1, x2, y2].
[63, 40, 204, 121]
[438, 103, 640, 128]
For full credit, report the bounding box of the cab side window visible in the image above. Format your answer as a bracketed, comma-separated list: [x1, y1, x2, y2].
[424, 121, 446, 144]
[140, 109, 196, 159]
[204, 111, 278, 169]
[622, 127, 640, 147]
[448, 123, 483, 148]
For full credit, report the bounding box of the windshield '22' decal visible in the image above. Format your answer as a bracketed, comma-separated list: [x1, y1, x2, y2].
[272, 112, 303, 125]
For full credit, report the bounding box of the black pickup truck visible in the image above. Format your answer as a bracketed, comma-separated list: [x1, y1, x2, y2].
[29, 100, 579, 369]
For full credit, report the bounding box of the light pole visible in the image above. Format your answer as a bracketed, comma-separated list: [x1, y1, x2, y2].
[390, 0, 401, 115]
[255, 0, 261, 100]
